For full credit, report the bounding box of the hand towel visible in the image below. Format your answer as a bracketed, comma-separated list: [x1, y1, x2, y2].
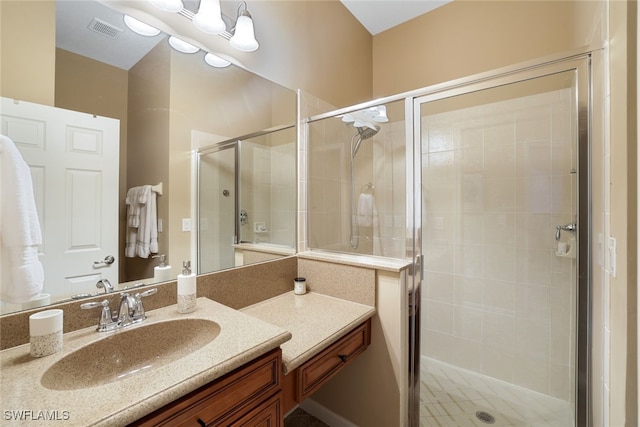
[125, 186, 142, 228]
[357, 193, 376, 227]
[0, 134, 45, 303]
[124, 185, 158, 258]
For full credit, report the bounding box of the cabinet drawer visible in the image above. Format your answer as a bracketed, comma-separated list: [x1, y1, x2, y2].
[131, 348, 281, 427]
[297, 319, 371, 401]
[228, 391, 282, 427]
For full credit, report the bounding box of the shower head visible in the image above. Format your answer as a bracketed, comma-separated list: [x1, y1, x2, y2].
[357, 125, 380, 140]
[352, 125, 380, 157]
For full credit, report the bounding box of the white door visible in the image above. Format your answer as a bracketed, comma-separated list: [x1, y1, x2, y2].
[1, 97, 119, 300]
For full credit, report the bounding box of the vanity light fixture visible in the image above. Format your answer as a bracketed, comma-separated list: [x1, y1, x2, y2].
[148, 0, 184, 13]
[204, 52, 231, 68]
[148, 0, 260, 52]
[168, 36, 200, 53]
[123, 15, 161, 37]
[193, 0, 226, 34]
[229, 1, 259, 52]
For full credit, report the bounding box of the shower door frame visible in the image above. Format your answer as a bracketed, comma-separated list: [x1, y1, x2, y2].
[196, 140, 241, 274]
[408, 54, 592, 427]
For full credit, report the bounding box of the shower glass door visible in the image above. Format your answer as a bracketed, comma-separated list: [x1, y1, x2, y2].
[414, 61, 589, 427]
[197, 142, 238, 273]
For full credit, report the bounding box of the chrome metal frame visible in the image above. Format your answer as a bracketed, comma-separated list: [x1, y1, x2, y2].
[195, 124, 297, 273]
[303, 47, 597, 427]
[409, 55, 593, 426]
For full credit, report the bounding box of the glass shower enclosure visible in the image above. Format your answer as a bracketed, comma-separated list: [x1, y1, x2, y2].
[196, 126, 296, 274]
[306, 54, 592, 426]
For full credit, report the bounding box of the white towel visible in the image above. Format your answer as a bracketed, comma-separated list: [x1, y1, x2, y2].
[357, 193, 377, 227]
[125, 187, 142, 228]
[0, 134, 45, 303]
[125, 185, 158, 258]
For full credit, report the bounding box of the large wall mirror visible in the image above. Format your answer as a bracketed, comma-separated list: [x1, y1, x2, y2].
[0, 0, 296, 314]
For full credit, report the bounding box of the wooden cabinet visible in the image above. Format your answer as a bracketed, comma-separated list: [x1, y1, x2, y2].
[297, 319, 371, 401]
[283, 319, 371, 412]
[131, 320, 372, 425]
[131, 348, 282, 427]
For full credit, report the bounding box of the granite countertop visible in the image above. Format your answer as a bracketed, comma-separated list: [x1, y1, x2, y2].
[0, 298, 291, 426]
[241, 291, 376, 374]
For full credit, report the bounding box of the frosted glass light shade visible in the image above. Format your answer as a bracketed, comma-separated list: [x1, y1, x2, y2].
[204, 53, 231, 68]
[148, 0, 184, 13]
[124, 15, 161, 36]
[193, 0, 226, 34]
[230, 15, 259, 52]
[168, 36, 199, 53]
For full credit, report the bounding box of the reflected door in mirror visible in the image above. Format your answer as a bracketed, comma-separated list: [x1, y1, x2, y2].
[1, 97, 119, 305]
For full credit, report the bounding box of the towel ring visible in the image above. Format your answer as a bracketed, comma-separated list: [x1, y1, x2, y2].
[361, 182, 375, 194]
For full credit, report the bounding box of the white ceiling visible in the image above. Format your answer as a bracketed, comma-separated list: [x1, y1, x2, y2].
[340, 0, 452, 35]
[56, 0, 165, 70]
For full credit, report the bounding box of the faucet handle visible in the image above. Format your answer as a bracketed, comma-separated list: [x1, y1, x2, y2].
[137, 288, 158, 298]
[132, 288, 158, 320]
[81, 299, 115, 332]
[80, 300, 108, 310]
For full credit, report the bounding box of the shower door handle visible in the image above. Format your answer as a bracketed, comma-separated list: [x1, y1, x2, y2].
[555, 223, 577, 240]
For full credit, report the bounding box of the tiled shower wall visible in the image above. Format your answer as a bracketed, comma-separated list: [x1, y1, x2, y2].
[421, 88, 576, 402]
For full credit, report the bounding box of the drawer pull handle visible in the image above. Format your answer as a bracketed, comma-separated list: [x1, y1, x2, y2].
[338, 354, 348, 363]
[197, 418, 206, 427]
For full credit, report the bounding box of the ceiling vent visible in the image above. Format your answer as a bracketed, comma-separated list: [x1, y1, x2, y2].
[88, 17, 123, 39]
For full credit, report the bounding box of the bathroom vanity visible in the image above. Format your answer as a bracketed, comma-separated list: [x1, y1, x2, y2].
[0, 293, 375, 426]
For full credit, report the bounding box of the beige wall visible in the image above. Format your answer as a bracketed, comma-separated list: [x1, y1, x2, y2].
[371, 1, 635, 425]
[372, 1, 605, 97]
[126, 42, 171, 280]
[0, 1, 55, 105]
[608, 1, 638, 425]
[54, 49, 130, 281]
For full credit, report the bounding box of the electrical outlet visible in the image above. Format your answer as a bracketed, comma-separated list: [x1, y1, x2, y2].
[157, 218, 163, 233]
[182, 218, 191, 232]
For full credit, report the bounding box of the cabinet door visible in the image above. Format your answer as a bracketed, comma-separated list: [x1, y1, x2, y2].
[131, 349, 281, 427]
[227, 392, 282, 427]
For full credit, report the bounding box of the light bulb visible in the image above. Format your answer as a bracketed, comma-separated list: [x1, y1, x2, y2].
[124, 15, 161, 37]
[168, 36, 199, 53]
[230, 14, 259, 52]
[204, 53, 231, 68]
[193, 0, 226, 34]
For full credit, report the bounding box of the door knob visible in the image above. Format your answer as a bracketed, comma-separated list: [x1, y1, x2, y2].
[93, 255, 115, 267]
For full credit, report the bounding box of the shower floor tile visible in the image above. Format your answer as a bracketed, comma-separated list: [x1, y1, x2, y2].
[420, 358, 573, 427]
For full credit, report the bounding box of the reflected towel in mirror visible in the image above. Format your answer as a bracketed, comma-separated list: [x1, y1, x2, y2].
[0, 134, 45, 303]
[125, 185, 158, 258]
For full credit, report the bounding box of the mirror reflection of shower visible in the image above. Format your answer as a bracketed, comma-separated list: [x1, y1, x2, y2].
[340, 106, 388, 249]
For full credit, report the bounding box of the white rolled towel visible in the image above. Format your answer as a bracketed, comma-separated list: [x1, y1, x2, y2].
[357, 193, 375, 227]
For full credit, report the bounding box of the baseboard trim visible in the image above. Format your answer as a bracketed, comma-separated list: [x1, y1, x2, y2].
[299, 399, 358, 427]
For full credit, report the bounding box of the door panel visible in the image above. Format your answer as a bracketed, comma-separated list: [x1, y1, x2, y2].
[412, 63, 589, 426]
[1, 97, 119, 301]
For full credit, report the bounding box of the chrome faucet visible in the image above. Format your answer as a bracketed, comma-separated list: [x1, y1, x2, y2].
[117, 293, 136, 325]
[81, 288, 157, 332]
[555, 222, 577, 241]
[96, 279, 114, 294]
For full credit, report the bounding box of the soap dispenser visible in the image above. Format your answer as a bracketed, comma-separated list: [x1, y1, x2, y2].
[177, 260, 196, 313]
[153, 254, 172, 283]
